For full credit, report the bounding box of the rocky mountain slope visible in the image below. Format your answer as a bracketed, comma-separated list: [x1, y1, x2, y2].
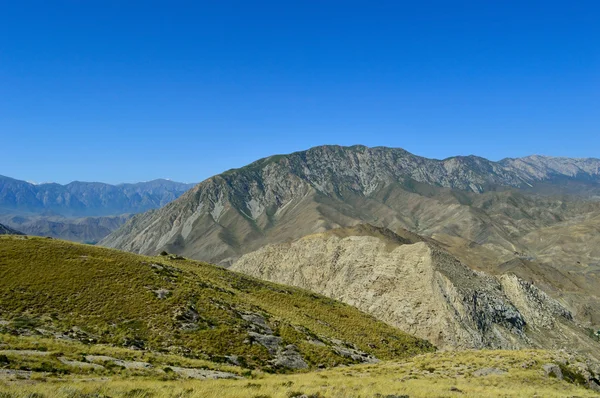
[232, 225, 600, 359]
[0, 223, 22, 235]
[100, 145, 600, 266]
[0, 175, 195, 217]
[0, 235, 432, 373]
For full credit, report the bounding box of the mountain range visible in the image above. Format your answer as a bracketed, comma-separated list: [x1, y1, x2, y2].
[99, 145, 600, 359]
[4, 144, 600, 395]
[100, 145, 600, 264]
[0, 175, 195, 217]
[0, 176, 195, 242]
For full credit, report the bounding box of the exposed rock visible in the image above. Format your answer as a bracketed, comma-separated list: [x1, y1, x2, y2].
[500, 274, 572, 329]
[0, 369, 40, 380]
[233, 226, 598, 357]
[248, 331, 282, 355]
[241, 312, 273, 334]
[329, 338, 379, 364]
[85, 355, 118, 362]
[225, 354, 240, 366]
[85, 355, 152, 369]
[233, 231, 528, 350]
[97, 146, 600, 360]
[169, 366, 240, 379]
[272, 344, 308, 369]
[174, 304, 202, 331]
[58, 357, 105, 370]
[544, 362, 573, 383]
[472, 367, 507, 377]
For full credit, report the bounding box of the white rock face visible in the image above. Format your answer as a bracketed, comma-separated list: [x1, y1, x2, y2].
[500, 155, 600, 180]
[210, 198, 225, 222]
[232, 227, 591, 353]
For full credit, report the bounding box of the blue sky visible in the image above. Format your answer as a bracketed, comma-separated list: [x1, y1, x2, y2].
[1, 1, 598, 184]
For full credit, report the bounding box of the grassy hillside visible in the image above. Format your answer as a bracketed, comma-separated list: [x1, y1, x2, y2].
[0, 235, 432, 374]
[2, 349, 600, 397]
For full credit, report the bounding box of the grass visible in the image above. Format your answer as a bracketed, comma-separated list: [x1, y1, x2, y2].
[0, 350, 598, 397]
[0, 236, 432, 373]
[1, 236, 598, 396]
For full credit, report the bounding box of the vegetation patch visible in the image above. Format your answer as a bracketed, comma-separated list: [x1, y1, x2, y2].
[0, 236, 432, 374]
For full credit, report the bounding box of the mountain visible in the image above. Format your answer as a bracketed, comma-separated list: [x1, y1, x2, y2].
[99, 145, 600, 353]
[0, 235, 432, 373]
[0, 213, 130, 243]
[232, 225, 600, 359]
[0, 176, 195, 242]
[100, 145, 600, 265]
[0, 222, 22, 235]
[0, 175, 195, 217]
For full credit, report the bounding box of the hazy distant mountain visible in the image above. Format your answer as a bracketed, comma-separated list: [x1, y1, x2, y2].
[0, 222, 23, 235]
[0, 176, 195, 217]
[0, 176, 194, 242]
[0, 213, 130, 243]
[100, 145, 600, 264]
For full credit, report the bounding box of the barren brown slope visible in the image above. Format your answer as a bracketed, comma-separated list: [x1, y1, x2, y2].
[231, 225, 600, 360]
[100, 145, 600, 267]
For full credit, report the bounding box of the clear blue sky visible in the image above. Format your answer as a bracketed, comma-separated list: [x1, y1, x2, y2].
[1, 1, 598, 184]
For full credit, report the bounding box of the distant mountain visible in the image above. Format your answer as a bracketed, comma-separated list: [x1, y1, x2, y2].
[0, 222, 23, 235]
[100, 145, 600, 265]
[0, 213, 130, 243]
[0, 176, 195, 217]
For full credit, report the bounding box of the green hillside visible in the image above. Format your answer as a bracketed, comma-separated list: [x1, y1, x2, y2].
[0, 235, 433, 374]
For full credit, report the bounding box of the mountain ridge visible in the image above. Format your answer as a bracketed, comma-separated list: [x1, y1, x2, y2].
[0, 175, 195, 217]
[100, 145, 600, 265]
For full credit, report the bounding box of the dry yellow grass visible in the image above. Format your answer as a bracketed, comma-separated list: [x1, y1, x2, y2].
[1, 350, 598, 397]
[0, 235, 432, 372]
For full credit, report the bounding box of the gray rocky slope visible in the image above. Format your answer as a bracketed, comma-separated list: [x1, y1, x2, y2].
[232, 225, 600, 359]
[100, 145, 600, 264]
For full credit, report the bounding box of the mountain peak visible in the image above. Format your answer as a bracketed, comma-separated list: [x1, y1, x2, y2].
[100, 144, 600, 265]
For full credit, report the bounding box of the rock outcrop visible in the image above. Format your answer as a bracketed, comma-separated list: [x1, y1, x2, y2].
[232, 226, 600, 357]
